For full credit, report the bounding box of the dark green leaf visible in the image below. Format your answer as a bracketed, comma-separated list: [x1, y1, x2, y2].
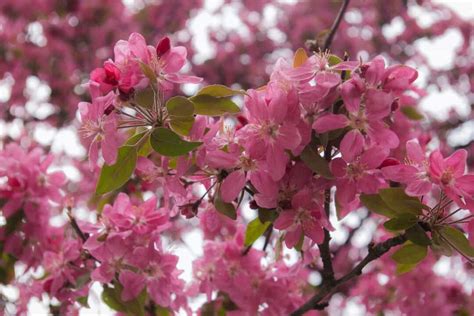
[5, 210, 24, 235]
[150, 128, 202, 157]
[134, 88, 154, 108]
[360, 194, 397, 218]
[166, 96, 194, 117]
[102, 282, 146, 316]
[391, 243, 427, 265]
[0, 253, 16, 284]
[190, 95, 240, 116]
[258, 208, 278, 223]
[96, 143, 138, 195]
[379, 188, 422, 215]
[383, 215, 418, 231]
[244, 218, 271, 246]
[439, 226, 474, 258]
[400, 106, 424, 121]
[406, 224, 431, 246]
[300, 145, 333, 179]
[170, 116, 195, 136]
[431, 230, 453, 256]
[76, 296, 89, 308]
[214, 194, 237, 220]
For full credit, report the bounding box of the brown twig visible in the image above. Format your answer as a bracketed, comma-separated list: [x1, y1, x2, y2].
[323, 0, 351, 51]
[66, 208, 87, 242]
[291, 233, 407, 315]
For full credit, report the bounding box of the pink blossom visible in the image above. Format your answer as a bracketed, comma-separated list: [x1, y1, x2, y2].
[274, 189, 327, 248]
[78, 91, 123, 168]
[382, 139, 432, 196]
[331, 130, 388, 210]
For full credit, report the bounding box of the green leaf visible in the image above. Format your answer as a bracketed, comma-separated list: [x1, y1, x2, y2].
[383, 215, 418, 231]
[431, 230, 453, 256]
[439, 226, 474, 258]
[76, 296, 89, 308]
[245, 218, 271, 246]
[166, 96, 195, 117]
[214, 194, 237, 220]
[150, 128, 202, 157]
[190, 95, 240, 116]
[300, 145, 333, 179]
[391, 243, 427, 265]
[379, 188, 423, 215]
[5, 209, 24, 235]
[0, 253, 16, 284]
[166, 97, 196, 136]
[102, 283, 146, 316]
[400, 106, 424, 121]
[195, 84, 245, 97]
[328, 54, 342, 66]
[96, 143, 138, 195]
[360, 194, 397, 218]
[170, 116, 195, 136]
[258, 208, 278, 223]
[134, 88, 154, 108]
[406, 224, 431, 246]
[396, 262, 417, 274]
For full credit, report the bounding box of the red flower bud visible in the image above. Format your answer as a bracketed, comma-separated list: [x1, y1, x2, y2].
[379, 157, 400, 169]
[156, 36, 171, 58]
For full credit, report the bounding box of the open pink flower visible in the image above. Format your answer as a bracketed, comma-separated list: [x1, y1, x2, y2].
[120, 242, 183, 307]
[78, 91, 122, 168]
[104, 193, 169, 235]
[382, 139, 432, 196]
[238, 84, 302, 181]
[429, 149, 474, 206]
[274, 189, 327, 248]
[331, 130, 388, 209]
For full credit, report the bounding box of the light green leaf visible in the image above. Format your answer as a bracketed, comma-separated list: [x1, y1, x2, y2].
[300, 145, 333, 179]
[328, 54, 342, 66]
[396, 262, 417, 274]
[245, 218, 271, 246]
[150, 128, 202, 157]
[96, 143, 138, 195]
[406, 224, 431, 246]
[379, 188, 423, 215]
[214, 194, 236, 220]
[400, 106, 424, 121]
[383, 215, 418, 231]
[439, 226, 474, 258]
[190, 95, 240, 116]
[195, 84, 245, 97]
[391, 243, 427, 265]
[360, 194, 397, 218]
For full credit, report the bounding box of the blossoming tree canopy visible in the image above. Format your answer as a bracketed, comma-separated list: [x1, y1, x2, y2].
[1, 0, 474, 315]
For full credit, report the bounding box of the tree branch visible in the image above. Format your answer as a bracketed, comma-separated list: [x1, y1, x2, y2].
[66, 207, 87, 242]
[323, 0, 351, 51]
[291, 233, 407, 316]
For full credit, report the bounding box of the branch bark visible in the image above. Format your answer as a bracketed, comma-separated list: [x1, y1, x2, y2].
[323, 0, 351, 51]
[291, 233, 407, 316]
